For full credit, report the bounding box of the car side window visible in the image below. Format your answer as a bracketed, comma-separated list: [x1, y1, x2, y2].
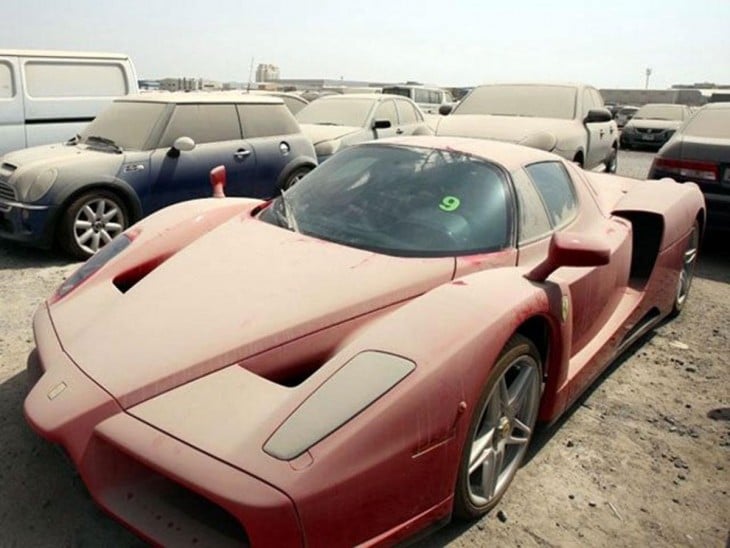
[238, 104, 300, 138]
[159, 104, 240, 147]
[524, 162, 578, 228]
[414, 88, 429, 103]
[395, 99, 417, 124]
[511, 169, 552, 244]
[373, 100, 397, 126]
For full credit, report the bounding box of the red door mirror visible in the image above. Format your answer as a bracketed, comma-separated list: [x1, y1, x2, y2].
[526, 231, 610, 282]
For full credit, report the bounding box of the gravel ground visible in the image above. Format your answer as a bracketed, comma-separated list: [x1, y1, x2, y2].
[0, 149, 727, 547]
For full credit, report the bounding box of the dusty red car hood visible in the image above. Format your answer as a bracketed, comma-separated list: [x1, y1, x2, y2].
[49, 215, 454, 408]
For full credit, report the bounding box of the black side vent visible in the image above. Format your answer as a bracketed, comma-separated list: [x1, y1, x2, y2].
[614, 211, 663, 285]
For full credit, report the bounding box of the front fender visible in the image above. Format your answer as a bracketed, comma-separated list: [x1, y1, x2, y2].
[51, 176, 144, 223]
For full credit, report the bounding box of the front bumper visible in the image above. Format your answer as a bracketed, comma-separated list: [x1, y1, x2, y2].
[620, 128, 673, 149]
[25, 305, 303, 547]
[0, 199, 57, 248]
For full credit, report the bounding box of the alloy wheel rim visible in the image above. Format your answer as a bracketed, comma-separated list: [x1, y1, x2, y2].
[676, 226, 699, 307]
[467, 356, 541, 506]
[73, 198, 124, 254]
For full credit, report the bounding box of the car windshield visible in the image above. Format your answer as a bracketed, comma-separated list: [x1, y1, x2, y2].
[80, 101, 167, 150]
[260, 144, 511, 256]
[681, 107, 730, 138]
[296, 98, 375, 127]
[634, 105, 684, 121]
[454, 85, 577, 119]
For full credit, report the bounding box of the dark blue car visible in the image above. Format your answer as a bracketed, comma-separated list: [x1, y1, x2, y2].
[0, 93, 317, 257]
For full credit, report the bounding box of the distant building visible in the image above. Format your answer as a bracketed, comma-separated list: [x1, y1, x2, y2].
[256, 64, 280, 83]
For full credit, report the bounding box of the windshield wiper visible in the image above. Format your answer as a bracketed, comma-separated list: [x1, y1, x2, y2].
[86, 135, 123, 153]
[315, 122, 340, 126]
[279, 189, 300, 233]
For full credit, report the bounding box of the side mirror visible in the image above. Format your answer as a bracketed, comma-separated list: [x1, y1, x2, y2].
[583, 108, 612, 124]
[209, 165, 226, 198]
[525, 231, 610, 282]
[372, 119, 392, 130]
[168, 136, 196, 158]
[439, 104, 453, 116]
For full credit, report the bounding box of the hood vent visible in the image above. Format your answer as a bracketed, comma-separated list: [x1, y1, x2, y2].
[113, 254, 172, 294]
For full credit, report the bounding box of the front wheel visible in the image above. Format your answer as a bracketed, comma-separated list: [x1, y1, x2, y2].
[453, 335, 542, 519]
[59, 190, 128, 259]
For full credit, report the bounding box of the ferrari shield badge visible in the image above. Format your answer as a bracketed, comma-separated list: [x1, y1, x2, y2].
[561, 295, 569, 323]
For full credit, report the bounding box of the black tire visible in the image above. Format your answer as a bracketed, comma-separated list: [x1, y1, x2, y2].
[59, 190, 129, 259]
[604, 146, 618, 173]
[453, 334, 542, 519]
[282, 166, 312, 191]
[670, 221, 700, 317]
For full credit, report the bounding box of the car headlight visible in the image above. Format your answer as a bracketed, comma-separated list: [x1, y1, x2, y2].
[23, 169, 57, 202]
[50, 230, 137, 303]
[264, 351, 415, 460]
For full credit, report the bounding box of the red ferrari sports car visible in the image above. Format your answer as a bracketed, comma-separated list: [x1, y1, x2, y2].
[25, 136, 704, 546]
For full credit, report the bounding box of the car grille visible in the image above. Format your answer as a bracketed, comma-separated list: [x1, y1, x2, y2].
[635, 128, 665, 135]
[0, 181, 16, 201]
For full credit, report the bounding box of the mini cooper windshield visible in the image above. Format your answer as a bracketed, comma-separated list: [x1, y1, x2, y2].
[79, 101, 168, 151]
[261, 144, 511, 256]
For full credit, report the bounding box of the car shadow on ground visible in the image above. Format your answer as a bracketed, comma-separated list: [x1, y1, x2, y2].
[0, 240, 77, 271]
[696, 230, 729, 285]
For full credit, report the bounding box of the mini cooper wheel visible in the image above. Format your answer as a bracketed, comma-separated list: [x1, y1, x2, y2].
[282, 167, 312, 191]
[671, 221, 700, 316]
[454, 335, 542, 519]
[60, 190, 128, 259]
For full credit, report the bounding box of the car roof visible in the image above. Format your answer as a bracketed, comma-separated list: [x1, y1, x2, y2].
[472, 82, 590, 89]
[115, 92, 284, 105]
[318, 93, 388, 101]
[0, 48, 130, 59]
[368, 135, 561, 172]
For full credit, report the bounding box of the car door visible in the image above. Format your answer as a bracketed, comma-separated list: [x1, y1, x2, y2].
[0, 56, 26, 154]
[145, 103, 257, 213]
[236, 103, 301, 198]
[394, 98, 426, 136]
[515, 162, 630, 356]
[582, 88, 612, 169]
[370, 99, 399, 139]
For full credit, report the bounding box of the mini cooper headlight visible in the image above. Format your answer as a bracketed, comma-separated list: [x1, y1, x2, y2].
[23, 169, 57, 202]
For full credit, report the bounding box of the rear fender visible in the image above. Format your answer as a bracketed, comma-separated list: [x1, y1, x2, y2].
[613, 179, 705, 249]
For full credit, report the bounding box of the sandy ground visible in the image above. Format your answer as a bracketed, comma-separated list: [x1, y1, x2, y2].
[0, 150, 727, 547]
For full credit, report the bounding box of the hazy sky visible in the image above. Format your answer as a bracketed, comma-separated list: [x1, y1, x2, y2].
[5, 0, 729, 89]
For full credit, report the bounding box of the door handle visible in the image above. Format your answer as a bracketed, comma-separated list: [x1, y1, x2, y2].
[234, 149, 251, 160]
[395, 128, 404, 135]
[599, 130, 605, 138]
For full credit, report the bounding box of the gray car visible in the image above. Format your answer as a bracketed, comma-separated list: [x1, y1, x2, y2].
[435, 83, 618, 172]
[620, 103, 692, 150]
[295, 93, 432, 162]
[648, 102, 730, 229]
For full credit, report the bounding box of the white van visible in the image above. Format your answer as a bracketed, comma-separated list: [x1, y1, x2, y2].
[0, 49, 138, 155]
[382, 85, 455, 114]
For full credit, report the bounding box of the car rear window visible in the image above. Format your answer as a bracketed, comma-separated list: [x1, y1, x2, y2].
[682, 108, 730, 139]
[238, 104, 300, 138]
[160, 104, 241, 147]
[525, 162, 578, 228]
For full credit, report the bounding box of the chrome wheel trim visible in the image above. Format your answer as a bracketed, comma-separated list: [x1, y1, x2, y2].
[675, 225, 699, 308]
[466, 355, 541, 506]
[73, 197, 124, 255]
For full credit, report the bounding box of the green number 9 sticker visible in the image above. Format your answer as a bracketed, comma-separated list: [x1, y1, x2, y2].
[439, 195, 461, 212]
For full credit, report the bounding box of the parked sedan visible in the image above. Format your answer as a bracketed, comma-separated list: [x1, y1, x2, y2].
[0, 93, 316, 257]
[25, 136, 703, 547]
[615, 105, 639, 128]
[435, 83, 618, 172]
[620, 103, 692, 150]
[648, 102, 730, 229]
[295, 93, 432, 162]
